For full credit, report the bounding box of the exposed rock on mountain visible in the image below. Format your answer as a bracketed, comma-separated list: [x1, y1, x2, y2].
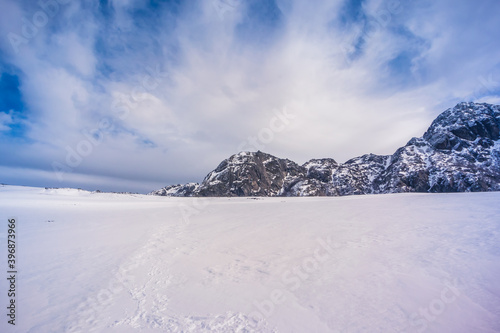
[151, 183, 200, 197]
[150, 102, 500, 197]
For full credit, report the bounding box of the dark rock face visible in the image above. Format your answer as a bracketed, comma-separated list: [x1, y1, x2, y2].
[303, 158, 338, 182]
[423, 102, 500, 149]
[384, 102, 500, 194]
[150, 183, 200, 197]
[195, 151, 305, 197]
[150, 102, 500, 197]
[332, 154, 391, 195]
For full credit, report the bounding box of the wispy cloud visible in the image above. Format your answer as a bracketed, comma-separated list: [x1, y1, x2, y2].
[1, 0, 499, 192]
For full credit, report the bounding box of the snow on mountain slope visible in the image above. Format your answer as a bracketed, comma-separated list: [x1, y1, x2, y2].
[151, 102, 500, 197]
[195, 151, 304, 197]
[1, 185, 499, 332]
[150, 183, 200, 197]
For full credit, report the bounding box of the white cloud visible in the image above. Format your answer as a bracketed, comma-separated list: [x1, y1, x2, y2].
[1, 0, 500, 192]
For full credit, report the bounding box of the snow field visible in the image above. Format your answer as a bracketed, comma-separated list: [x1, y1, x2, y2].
[0, 185, 499, 332]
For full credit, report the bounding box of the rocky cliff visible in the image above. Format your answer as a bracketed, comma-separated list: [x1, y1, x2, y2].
[150, 102, 500, 197]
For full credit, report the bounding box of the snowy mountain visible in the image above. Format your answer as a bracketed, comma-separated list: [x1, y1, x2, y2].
[150, 102, 500, 197]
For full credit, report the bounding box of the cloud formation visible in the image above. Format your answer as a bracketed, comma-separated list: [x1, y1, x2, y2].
[1, 0, 500, 193]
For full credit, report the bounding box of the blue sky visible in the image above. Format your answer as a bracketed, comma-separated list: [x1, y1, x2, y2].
[1, 0, 500, 193]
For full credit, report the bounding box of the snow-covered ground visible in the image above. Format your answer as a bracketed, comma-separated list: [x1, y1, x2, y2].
[0, 185, 499, 332]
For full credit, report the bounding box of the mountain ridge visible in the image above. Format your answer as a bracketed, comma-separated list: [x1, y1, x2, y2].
[150, 102, 500, 197]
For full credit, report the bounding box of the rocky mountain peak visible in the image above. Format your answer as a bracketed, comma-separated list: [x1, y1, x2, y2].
[150, 102, 500, 197]
[196, 151, 304, 197]
[423, 102, 500, 150]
